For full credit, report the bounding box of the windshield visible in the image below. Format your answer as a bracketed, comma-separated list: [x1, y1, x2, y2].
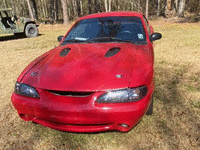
[61, 16, 147, 45]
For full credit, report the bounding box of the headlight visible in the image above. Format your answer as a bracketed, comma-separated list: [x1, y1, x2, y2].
[96, 86, 147, 103]
[14, 82, 39, 98]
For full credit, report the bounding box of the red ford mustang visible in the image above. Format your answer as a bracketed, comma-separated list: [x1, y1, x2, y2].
[11, 11, 162, 132]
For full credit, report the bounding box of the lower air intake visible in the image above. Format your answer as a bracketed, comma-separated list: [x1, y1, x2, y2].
[47, 90, 94, 97]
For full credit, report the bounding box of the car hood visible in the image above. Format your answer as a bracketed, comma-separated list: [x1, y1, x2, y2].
[21, 43, 151, 92]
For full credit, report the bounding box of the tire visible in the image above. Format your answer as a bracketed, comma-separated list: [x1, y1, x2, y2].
[146, 96, 153, 115]
[25, 23, 38, 38]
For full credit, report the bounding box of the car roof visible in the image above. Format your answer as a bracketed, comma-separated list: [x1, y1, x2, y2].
[79, 11, 144, 21]
[0, 8, 12, 12]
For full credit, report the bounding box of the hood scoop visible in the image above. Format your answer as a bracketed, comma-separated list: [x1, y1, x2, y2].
[105, 47, 121, 57]
[60, 48, 71, 57]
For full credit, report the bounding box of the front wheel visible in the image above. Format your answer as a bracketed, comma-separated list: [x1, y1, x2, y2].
[146, 97, 153, 115]
[25, 23, 38, 38]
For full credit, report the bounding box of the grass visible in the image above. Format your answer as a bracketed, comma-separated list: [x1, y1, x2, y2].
[0, 19, 199, 150]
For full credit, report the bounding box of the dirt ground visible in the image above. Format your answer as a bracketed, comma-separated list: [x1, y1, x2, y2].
[0, 19, 199, 150]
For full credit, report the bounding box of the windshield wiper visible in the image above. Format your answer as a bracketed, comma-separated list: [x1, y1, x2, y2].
[88, 37, 114, 42]
[63, 39, 83, 43]
[88, 37, 134, 44]
[63, 38, 93, 43]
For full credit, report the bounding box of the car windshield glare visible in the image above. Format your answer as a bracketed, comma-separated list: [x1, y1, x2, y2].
[62, 16, 146, 45]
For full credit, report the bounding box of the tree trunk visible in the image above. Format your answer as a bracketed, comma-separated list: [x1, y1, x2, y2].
[157, 0, 160, 16]
[61, 0, 69, 24]
[175, 0, 178, 13]
[165, 0, 172, 17]
[178, 0, 186, 17]
[88, 0, 92, 14]
[26, 0, 34, 19]
[138, 0, 140, 12]
[196, 0, 200, 15]
[166, 0, 172, 11]
[73, 0, 78, 18]
[146, 0, 149, 19]
[41, 0, 47, 19]
[80, 0, 83, 16]
[117, 0, 120, 10]
[32, 0, 37, 20]
[109, 0, 111, 12]
[54, 0, 58, 21]
[95, 0, 101, 13]
[105, 0, 108, 12]
[77, 0, 81, 17]
[50, 0, 54, 23]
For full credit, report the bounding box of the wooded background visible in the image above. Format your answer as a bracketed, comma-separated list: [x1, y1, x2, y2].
[0, 0, 199, 23]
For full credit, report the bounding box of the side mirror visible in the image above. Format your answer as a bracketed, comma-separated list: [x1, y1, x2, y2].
[150, 33, 162, 41]
[57, 36, 64, 42]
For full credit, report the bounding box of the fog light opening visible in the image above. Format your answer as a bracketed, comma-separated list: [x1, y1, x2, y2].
[19, 114, 30, 121]
[119, 123, 129, 128]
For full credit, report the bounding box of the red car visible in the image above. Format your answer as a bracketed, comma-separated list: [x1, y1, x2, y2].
[11, 11, 162, 132]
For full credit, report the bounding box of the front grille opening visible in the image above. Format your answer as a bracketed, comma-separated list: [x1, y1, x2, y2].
[47, 90, 94, 97]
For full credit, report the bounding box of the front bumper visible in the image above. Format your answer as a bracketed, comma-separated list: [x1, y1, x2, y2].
[11, 88, 153, 132]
